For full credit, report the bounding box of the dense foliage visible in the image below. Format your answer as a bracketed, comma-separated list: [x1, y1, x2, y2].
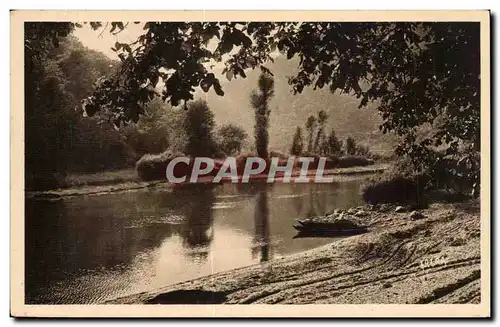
[362, 173, 426, 206]
[27, 22, 481, 194]
[81, 22, 479, 195]
[25, 23, 75, 189]
[183, 99, 219, 157]
[25, 24, 138, 189]
[217, 124, 248, 156]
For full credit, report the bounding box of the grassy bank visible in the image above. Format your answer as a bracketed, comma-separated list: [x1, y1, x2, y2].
[109, 199, 480, 305]
[64, 168, 138, 188]
[26, 163, 390, 200]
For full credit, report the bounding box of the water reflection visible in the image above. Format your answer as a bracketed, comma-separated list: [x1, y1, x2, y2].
[252, 187, 270, 262]
[179, 185, 215, 263]
[25, 177, 367, 304]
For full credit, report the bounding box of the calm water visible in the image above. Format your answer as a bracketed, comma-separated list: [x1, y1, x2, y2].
[25, 178, 366, 304]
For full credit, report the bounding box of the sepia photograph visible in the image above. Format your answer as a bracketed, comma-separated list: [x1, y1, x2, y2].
[10, 10, 490, 318]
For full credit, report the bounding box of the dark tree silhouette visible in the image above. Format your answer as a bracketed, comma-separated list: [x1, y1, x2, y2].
[250, 72, 274, 159]
[305, 115, 316, 154]
[313, 110, 328, 154]
[183, 99, 218, 157]
[290, 126, 304, 156]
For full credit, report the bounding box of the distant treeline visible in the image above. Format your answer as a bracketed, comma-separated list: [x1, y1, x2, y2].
[290, 110, 374, 160]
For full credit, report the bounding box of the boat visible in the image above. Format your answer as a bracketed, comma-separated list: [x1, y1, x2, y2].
[293, 218, 368, 237]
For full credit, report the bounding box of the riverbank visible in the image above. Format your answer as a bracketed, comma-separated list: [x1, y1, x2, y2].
[108, 198, 481, 304]
[26, 163, 389, 200]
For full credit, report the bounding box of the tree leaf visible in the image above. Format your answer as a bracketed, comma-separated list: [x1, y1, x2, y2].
[110, 22, 117, 34]
[213, 81, 224, 96]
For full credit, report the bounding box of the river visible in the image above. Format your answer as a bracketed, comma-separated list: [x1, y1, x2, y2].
[25, 177, 367, 304]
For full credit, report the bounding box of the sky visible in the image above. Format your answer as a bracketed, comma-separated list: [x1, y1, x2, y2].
[73, 22, 145, 59]
[73, 22, 228, 72]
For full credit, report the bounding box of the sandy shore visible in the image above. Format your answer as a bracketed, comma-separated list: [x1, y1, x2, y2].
[109, 199, 480, 304]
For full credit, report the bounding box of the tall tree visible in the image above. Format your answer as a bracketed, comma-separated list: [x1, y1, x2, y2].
[290, 126, 304, 156]
[250, 72, 275, 159]
[313, 110, 329, 153]
[305, 115, 316, 154]
[183, 99, 218, 157]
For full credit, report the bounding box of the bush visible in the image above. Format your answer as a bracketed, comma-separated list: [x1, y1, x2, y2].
[69, 118, 138, 173]
[136, 151, 189, 181]
[361, 159, 428, 206]
[361, 174, 427, 206]
[337, 155, 374, 168]
[427, 153, 480, 197]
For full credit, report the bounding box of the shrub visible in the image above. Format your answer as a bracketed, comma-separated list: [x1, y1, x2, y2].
[337, 155, 374, 168]
[427, 153, 480, 197]
[136, 151, 189, 181]
[361, 159, 428, 206]
[69, 118, 138, 173]
[361, 174, 427, 206]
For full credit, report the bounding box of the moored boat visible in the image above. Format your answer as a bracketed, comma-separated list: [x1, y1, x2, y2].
[293, 217, 368, 237]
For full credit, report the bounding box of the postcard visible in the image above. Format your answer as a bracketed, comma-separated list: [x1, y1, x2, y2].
[10, 10, 490, 318]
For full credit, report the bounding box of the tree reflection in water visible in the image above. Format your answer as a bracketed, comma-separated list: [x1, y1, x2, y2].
[251, 184, 270, 262]
[176, 184, 216, 263]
